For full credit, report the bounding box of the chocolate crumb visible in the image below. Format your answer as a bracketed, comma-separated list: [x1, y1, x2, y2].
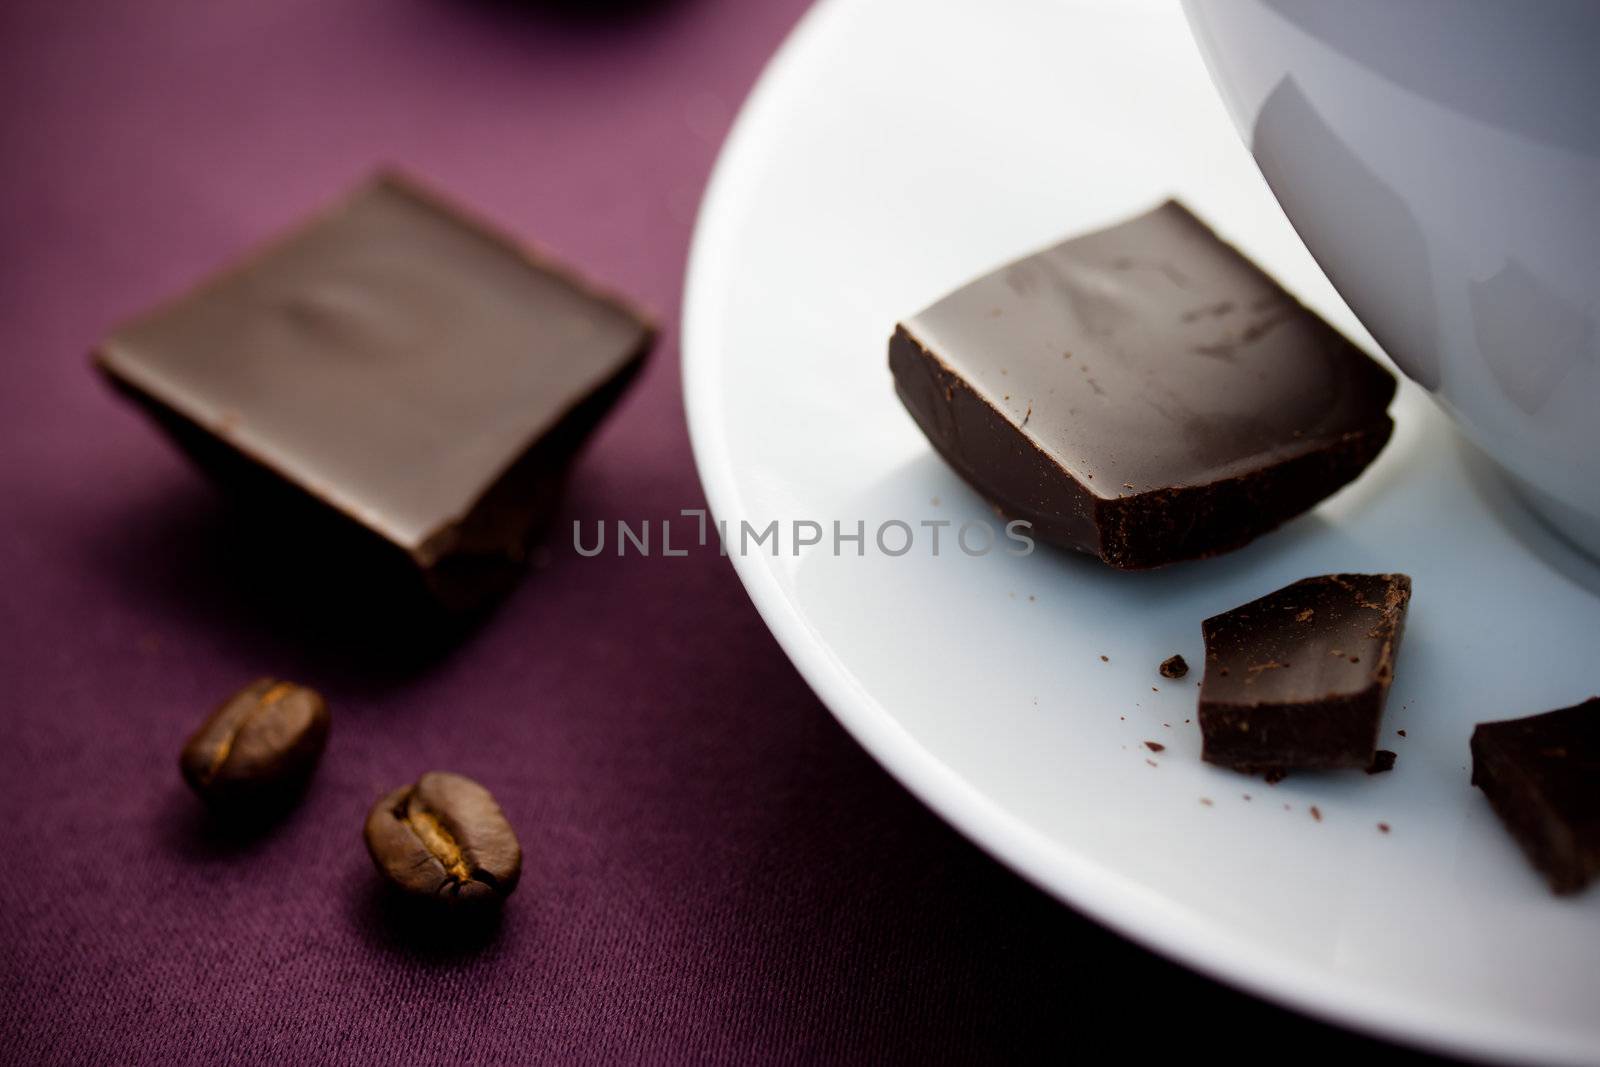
[1397, 729, 1407, 738]
[1158, 654, 1189, 679]
[1310, 805, 1322, 822]
[1145, 759, 1158, 768]
[1264, 769, 1288, 785]
[1378, 822, 1391, 833]
[1242, 794, 1252, 802]
[1199, 797, 1213, 806]
[1144, 741, 1165, 753]
[1366, 750, 1397, 774]
[1100, 654, 1109, 663]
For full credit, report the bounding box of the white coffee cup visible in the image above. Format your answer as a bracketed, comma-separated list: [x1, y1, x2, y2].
[1183, 0, 1600, 556]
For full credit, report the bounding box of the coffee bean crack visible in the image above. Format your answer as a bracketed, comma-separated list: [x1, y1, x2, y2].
[202, 681, 293, 784]
[400, 802, 476, 888]
[364, 772, 521, 905]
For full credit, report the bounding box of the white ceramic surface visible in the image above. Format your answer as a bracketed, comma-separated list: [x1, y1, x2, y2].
[683, 0, 1600, 1062]
[1183, 0, 1600, 557]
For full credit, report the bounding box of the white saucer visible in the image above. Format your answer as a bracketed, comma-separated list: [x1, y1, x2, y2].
[682, 1, 1600, 1061]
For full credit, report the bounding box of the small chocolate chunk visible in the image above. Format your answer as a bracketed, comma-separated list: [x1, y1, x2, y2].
[1471, 698, 1600, 895]
[364, 772, 522, 905]
[1199, 574, 1410, 773]
[95, 172, 653, 611]
[889, 200, 1395, 568]
[180, 679, 329, 811]
[1366, 750, 1397, 774]
[1159, 654, 1189, 679]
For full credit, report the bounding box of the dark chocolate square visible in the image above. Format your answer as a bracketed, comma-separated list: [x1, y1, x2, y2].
[889, 201, 1396, 568]
[96, 172, 653, 608]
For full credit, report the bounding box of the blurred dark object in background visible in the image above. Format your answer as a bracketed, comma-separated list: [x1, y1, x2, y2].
[453, 0, 686, 26]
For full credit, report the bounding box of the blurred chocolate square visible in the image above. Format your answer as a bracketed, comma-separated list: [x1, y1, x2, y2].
[96, 172, 653, 610]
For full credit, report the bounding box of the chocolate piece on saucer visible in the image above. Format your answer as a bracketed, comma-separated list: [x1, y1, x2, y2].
[1366, 750, 1398, 775]
[888, 200, 1395, 567]
[1198, 574, 1411, 773]
[1471, 698, 1600, 895]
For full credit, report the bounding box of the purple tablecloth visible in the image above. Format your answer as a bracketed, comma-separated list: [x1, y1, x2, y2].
[1, 1, 1436, 1061]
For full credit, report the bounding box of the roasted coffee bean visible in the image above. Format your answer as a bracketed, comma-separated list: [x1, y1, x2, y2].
[364, 772, 522, 905]
[179, 678, 330, 810]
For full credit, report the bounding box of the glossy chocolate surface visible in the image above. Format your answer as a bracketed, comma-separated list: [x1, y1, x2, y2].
[1199, 573, 1411, 772]
[890, 201, 1396, 567]
[96, 172, 652, 604]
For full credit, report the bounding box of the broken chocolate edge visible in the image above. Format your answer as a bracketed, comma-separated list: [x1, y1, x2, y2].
[890, 323, 1394, 568]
